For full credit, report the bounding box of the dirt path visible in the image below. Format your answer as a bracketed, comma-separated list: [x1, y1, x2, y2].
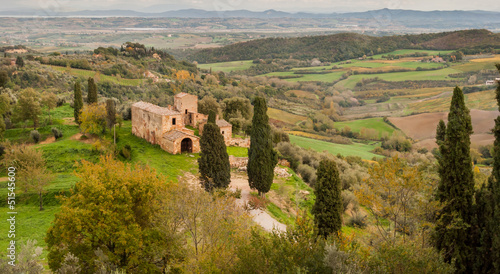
[230, 176, 287, 232]
[0, 177, 8, 182]
[39, 136, 56, 145]
[70, 133, 97, 144]
[182, 172, 287, 232]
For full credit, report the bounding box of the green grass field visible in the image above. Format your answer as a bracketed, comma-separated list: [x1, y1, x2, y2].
[264, 70, 345, 82]
[50, 66, 143, 86]
[333, 117, 397, 138]
[335, 67, 462, 89]
[370, 49, 454, 59]
[197, 60, 253, 73]
[227, 146, 248, 157]
[0, 109, 201, 261]
[289, 135, 381, 160]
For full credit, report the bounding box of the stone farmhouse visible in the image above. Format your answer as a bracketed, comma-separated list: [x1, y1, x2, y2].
[131, 92, 232, 154]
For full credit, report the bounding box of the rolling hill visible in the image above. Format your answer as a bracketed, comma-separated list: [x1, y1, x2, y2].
[188, 29, 500, 63]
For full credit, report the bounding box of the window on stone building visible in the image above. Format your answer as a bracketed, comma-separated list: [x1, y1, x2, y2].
[172, 118, 176, 125]
[222, 131, 225, 135]
[185, 109, 188, 114]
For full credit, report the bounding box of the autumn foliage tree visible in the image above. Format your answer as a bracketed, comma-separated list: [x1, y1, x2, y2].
[1, 144, 53, 211]
[0, 93, 10, 138]
[13, 88, 42, 129]
[312, 159, 343, 238]
[164, 184, 252, 272]
[355, 156, 437, 243]
[45, 156, 172, 272]
[79, 103, 106, 135]
[41, 91, 57, 124]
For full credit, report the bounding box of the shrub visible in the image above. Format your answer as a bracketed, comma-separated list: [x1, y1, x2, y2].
[56, 98, 65, 107]
[119, 144, 132, 160]
[346, 210, 367, 228]
[324, 243, 363, 273]
[246, 195, 268, 210]
[417, 147, 428, 154]
[367, 240, 454, 273]
[341, 190, 358, 212]
[51, 128, 63, 140]
[297, 164, 317, 186]
[30, 130, 41, 143]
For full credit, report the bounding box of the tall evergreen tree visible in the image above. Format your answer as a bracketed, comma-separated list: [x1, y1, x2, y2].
[15, 56, 24, 68]
[312, 159, 343, 238]
[198, 111, 231, 192]
[87, 77, 97, 104]
[105, 99, 116, 130]
[74, 82, 83, 124]
[473, 65, 500, 273]
[434, 86, 474, 273]
[247, 97, 278, 197]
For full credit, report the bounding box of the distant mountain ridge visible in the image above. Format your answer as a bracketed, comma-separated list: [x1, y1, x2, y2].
[1, 8, 500, 20]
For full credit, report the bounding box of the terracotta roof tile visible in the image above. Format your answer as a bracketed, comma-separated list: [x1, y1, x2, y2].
[163, 130, 199, 142]
[216, 119, 232, 128]
[174, 92, 191, 98]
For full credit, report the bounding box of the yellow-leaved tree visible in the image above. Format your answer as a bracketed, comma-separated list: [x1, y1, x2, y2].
[45, 155, 177, 273]
[355, 156, 440, 244]
[1, 144, 54, 211]
[79, 103, 106, 135]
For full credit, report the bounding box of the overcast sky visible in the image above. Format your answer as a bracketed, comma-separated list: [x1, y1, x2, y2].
[1, 0, 500, 13]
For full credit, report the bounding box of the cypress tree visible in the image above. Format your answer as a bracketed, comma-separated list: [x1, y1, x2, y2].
[87, 77, 97, 104]
[473, 65, 500, 272]
[74, 81, 83, 124]
[312, 159, 343, 238]
[106, 99, 116, 130]
[247, 97, 278, 197]
[490, 65, 500, 272]
[434, 86, 474, 273]
[198, 111, 231, 192]
[15, 56, 24, 68]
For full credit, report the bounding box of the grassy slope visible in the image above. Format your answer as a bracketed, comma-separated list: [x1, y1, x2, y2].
[50, 66, 143, 86]
[197, 60, 253, 73]
[408, 89, 497, 113]
[336, 67, 462, 89]
[289, 134, 381, 160]
[370, 49, 454, 59]
[333, 117, 397, 138]
[267, 108, 307, 125]
[0, 108, 200, 259]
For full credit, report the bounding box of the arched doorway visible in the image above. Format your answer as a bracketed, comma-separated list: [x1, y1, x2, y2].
[181, 138, 193, 153]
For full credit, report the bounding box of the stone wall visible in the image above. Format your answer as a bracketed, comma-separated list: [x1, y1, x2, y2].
[174, 94, 198, 115]
[229, 155, 248, 168]
[162, 114, 184, 133]
[230, 138, 250, 148]
[131, 106, 164, 145]
[161, 136, 200, 154]
[229, 156, 291, 177]
[220, 125, 232, 146]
